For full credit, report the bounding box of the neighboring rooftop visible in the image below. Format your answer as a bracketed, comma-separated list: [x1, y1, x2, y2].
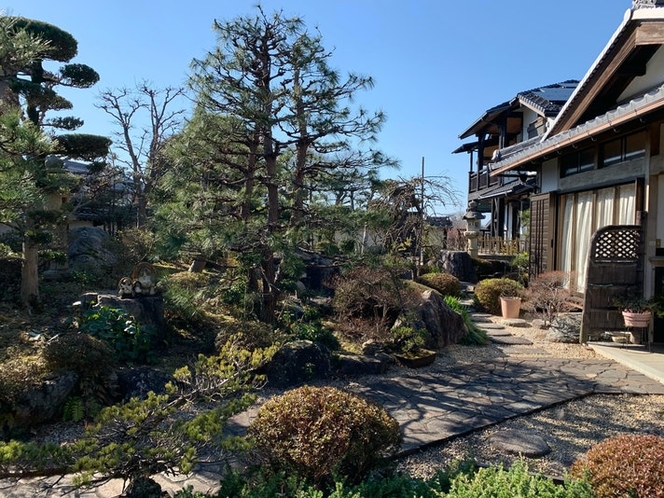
[458, 80, 579, 140]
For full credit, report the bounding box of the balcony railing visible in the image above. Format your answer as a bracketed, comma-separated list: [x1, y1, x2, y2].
[468, 169, 499, 194]
[478, 236, 525, 256]
[443, 232, 527, 256]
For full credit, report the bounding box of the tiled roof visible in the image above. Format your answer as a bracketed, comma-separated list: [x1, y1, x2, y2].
[490, 82, 664, 174]
[458, 80, 579, 140]
[517, 80, 579, 117]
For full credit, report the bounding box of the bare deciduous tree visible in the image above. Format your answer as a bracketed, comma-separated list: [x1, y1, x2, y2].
[96, 82, 186, 227]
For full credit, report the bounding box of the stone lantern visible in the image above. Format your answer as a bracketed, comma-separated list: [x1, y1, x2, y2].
[463, 201, 485, 258]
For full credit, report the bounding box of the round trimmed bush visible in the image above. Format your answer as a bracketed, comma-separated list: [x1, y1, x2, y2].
[570, 434, 664, 497]
[417, 272, 461, 297]
[473, 278, 523, 315]
[248, 385, 401, 486]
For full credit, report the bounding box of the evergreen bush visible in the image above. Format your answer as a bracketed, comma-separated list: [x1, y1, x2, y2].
[417, 272, 461, 297]
[248, 385, 401, 487]
[473, 278, 523, 315]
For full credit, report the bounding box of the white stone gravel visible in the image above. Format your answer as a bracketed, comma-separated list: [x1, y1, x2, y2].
[395, 315, 664, 479]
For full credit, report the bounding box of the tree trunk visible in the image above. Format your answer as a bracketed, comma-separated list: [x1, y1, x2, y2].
[260, 247, 276, 324]
[21, 235, 40, 307]
[188, 258, 207, 273]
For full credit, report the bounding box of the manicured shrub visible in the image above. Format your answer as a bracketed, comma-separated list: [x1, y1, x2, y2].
[570, 434, 664, 497]
[447, 460, 594, 498]
[473, 277, 523, 315]
[248, 385, 401, 486]
[417, 272, 461, 297]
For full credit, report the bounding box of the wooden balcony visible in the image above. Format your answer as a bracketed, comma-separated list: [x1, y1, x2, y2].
[468, 169, 499, 194]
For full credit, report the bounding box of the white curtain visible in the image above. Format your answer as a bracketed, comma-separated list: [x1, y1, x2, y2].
[617, 183, 636, 225]
[560, 195, 574, 280]
[575, 191, 594, 291]
[595, 187, 615, 230]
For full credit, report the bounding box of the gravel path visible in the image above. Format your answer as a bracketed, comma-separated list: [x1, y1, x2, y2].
[395, 316, 664, 479]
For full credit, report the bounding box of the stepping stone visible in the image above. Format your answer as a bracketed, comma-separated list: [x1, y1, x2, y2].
[500, 347, 550, 356]
[485, 329, 512, 337]
[471, 315, 492, 323]
[488, 430, 551, 457]
[489, 335, 533, 345]
[500, 318, 528, 327]
[477, 322, 506, 330]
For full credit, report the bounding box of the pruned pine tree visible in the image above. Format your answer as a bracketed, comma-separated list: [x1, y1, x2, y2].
[0, 16, 110, 306]
[164, 7, 395, 322]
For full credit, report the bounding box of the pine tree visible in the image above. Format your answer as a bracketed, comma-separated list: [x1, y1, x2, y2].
[0, 16, 110, 306]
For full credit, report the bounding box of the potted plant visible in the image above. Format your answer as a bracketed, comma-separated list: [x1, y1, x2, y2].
[500, 287, 523, 319]
[613, 294, 658, 329]
[389, 326, 436, 368]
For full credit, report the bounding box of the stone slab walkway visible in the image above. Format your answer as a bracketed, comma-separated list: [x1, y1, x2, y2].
[3, 314, 664, 497]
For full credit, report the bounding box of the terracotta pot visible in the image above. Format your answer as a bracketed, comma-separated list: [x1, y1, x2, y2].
[500, 296, 521, 319]
[622, 310, 651, 328]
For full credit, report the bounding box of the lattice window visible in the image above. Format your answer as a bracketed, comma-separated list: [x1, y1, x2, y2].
[592, 226, 641, 263]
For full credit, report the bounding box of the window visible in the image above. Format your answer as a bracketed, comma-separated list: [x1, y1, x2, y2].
[601, 131, 646, 168]
[561, 147, 594, 177]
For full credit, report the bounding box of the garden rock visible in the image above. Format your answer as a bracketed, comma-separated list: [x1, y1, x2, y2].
[547, 313, 582, 343]
[488, 429, 551, 457]
[116, 366, 171, 402]
[439, 250, 477, 283]
[415, 290, 467, 348]
[264, 340, 332, 388]
[6, 371, 78, 432]
[80, 292, 166, 342]
[68, 227, 117, 277]
[337, 354, 392, 376]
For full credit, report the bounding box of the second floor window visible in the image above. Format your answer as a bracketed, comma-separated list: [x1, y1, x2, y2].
[561, 147, 594, 177]
[601, 131, 646, 168]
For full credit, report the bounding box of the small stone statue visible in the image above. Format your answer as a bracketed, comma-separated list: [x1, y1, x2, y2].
[118, 262, 159, 298]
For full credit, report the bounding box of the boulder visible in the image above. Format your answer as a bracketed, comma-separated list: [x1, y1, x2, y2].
[68, 227, 117, 277]
[337, 353, 393, 376]
[116, 366, 171, 402]
[439, 250, 477, 284]
[409, 290, 468, 349]
[4, 371, 78, 433]
[547, 313, 582, 343]
[264, 340, 332, 388]
[80, 292, 166, 342]
[488, 429, 551, 458]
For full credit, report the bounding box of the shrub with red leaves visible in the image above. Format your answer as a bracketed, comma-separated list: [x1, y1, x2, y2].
[570, 434, 664, 498]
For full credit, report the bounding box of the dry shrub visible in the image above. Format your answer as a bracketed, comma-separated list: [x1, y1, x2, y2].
[570, 434, 664, 498]
[473, 278, 523, 315]
[417, 272, 461, 297]
[248, 385, 401, 486]
[330, 266, 419, 342]
[523, 271, 576, 325]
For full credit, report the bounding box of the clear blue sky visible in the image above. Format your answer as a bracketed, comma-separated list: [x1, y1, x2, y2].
[7, 1, 633, 213]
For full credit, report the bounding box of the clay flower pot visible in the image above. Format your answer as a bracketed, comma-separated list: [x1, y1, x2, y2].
[622, 310, 652, 328]
[500, 296, 522, 319]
